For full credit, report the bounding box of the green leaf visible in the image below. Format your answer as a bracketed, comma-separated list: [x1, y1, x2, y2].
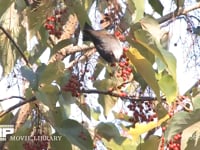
[98, 94, 118, 117]
[0, 35, 15, 76]
[192, 95, 200, 110]
[65, 0, 90, 28]
[155, 102, 168, 120]
[8, 119, 32, 150]
[56, 119, 93, 150]
[95, 122, 125, 142]
[37, 84, 59, 108]
[43, 107, 67, 127]
[52, 38, 75, 56]
[58, 94, 71, 119]
[0, 112, 14, 123]
[14, 0, 26, 12]
[133, 29, 177, 80]
[164, 109, 200, 142]
[26, 0, 54, 37]
[120, 0, 136, 30]
[137, 135, 160, 150]
[133, 0, 145, 22]
[127, 48, 160, 100]
[174, 0, 185, 8]
[51, 132, 72, 150]
[93, 63, 105, 79]
[91, 107, 101, 120]
[20, 66, 38, 90]
[158, 75, 178, 103]
[39, 61, 65, 84]
[78, 102, 91, 119]
[148, 0, 164, 16]
[0, 0, 13, 17]
[103, 138, 137, 150]
[140, 15, 163, 42]
[93, 79, 117, 91]
[181, 122, 200, 150]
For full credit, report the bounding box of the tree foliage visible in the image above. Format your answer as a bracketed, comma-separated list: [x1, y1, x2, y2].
[0, 0, 200, 150]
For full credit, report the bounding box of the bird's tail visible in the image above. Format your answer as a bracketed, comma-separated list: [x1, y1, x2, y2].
[83, 22, 93, 41]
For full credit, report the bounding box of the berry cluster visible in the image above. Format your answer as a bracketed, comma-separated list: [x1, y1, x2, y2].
[127, 101, 157, 124]
[62, 74, 81, 97]
[160, 127, 182, 150]
[44, 7, 67, 39]
[23, 133, 49, 150]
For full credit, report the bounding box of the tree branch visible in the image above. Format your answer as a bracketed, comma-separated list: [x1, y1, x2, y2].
[0, 96, 37, 117]
[157, 2, 200, 24]
[80, 89, 160, 101]
[0, 25, 30, 67]
[0, 96, 26, 102]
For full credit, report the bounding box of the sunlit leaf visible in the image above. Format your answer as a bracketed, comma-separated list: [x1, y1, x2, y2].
[140, 15, 163, 42]
[133, 0, 145, 22]
[148, 0, 164, 16]
[0, 37, 15, 76]
[129, 115, 169, 140]
[158, 75, 178, 103]
[98, 94, 118, 117]
[164, 109, 200, 142]
[127, 47, 160, 100]
[56, 119, 93, 150]
[133, 29, 177, 80]
[91, 107, 101, 120]
[0, 112, 14, 123]
[0, 0, 13, 17]
[181, 122, 200, 150]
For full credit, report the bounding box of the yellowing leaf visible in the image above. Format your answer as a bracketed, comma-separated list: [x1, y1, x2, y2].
[127, 47, 160, 100]
[129, 115, 169, 140]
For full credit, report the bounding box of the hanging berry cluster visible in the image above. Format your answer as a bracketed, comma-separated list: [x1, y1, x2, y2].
[62, 74, 82, 97]
[44, 4, 67, 39]
[23, 132, 49, 150]
[160, 127, 182, 150]
[127, 101, 157, 124]
[112, 30, 133, 82]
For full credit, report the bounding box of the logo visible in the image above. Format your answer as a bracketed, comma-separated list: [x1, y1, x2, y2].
[0, 125, 14, 141]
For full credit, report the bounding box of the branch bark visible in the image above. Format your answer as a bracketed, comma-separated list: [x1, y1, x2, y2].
[157, 2, 200, 24]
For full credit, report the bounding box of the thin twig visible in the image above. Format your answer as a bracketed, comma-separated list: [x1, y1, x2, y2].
[0, 96, 26, 102]
[0, 25, 30, 67]
[0, 96, 37, 117]
[157, 2, 200, 24]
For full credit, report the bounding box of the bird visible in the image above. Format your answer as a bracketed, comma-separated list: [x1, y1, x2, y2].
[83, 23, 123, 63]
